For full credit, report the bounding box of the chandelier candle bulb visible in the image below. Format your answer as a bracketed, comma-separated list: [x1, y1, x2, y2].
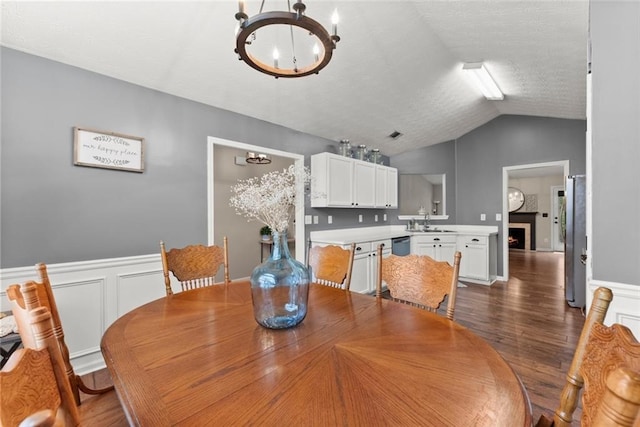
[332, 9, 339, 36]
[313, 43, 320, 62]
[273, 48, 279, 69]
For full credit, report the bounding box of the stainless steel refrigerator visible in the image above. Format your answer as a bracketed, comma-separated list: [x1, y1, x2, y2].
[564, 175, 587, 308]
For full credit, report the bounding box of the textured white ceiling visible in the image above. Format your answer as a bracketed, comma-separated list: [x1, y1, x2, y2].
[1, 1, 589, 156]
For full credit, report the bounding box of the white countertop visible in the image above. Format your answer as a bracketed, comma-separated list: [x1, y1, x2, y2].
[310, 225, 498, 245]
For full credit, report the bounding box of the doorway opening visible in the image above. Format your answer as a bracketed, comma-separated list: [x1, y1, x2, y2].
[207, 137, 306, 277]
[502, 160, 569, 280]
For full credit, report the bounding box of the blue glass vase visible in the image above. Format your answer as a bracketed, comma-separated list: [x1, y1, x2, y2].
[250, 230, 310, 329]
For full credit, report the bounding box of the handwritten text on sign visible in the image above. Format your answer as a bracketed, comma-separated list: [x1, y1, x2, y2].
[75, 128, 144, 172]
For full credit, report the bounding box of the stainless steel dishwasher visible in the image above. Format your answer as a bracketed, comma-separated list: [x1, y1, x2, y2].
[391, 236, 411, 256]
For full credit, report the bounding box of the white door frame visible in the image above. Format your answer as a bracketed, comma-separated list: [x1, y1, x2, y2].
[550, 185, 565, 252]
[207, 137, 306, 262]
[502, 160, 569, 280]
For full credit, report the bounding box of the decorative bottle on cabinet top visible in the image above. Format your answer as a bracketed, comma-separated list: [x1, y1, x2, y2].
[250, 230, 310, 329]
[338, 139, 352, 157]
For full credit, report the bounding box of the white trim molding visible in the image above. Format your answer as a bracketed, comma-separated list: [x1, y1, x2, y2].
[588, 279, 640, 339]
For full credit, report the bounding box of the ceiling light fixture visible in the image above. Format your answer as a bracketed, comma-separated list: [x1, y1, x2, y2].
[462, 62, 504, 101]
[246, 152, 272, 164]
[234, 1, 340, 78]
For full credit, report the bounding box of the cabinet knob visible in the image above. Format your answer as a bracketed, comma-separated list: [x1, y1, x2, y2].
[356, 247, 362, 251]
[472, 238, 479, 242]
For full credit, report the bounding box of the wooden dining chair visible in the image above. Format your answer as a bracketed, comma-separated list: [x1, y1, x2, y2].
[1, 305, 80, 427]
[7, 281, 127, 426]
[536, 287, 640, 427]
[160, 237, 230, 296]
[589, 365, 640, 426]
[307, 241, 356, 291]
[375, 245, 462, 320]
[6, 263, 114, 406]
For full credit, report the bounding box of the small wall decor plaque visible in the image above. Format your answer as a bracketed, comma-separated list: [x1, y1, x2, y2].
[74, 127, 144, 172]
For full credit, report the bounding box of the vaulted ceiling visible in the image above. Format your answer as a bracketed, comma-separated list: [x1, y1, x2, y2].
[1, 1, 589, 156]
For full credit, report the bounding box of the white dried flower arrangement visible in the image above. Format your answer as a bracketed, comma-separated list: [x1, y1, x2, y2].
[229, 164, 311, 233]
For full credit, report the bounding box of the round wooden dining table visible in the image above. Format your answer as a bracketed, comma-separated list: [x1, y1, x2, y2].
[101, 281, 532, 426]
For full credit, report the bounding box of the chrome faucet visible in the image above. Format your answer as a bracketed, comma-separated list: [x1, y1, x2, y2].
[423, 212, 431, 231]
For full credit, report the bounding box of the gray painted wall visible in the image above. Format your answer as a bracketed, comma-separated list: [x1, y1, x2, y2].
[390, 139, 457, 225]
[393, 115, 586, 276]
[590, 1, 640, 286]
[0, 48, 394, 267]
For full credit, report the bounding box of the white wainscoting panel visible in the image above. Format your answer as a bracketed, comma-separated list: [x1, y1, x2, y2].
[117, 269, 166, 319]
[588, 279, 640, 339]
[0, 254, 163, 375]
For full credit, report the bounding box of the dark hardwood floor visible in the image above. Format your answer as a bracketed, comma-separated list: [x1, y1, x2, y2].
[81, 249, 584, 425]
[453, 250, 584, 425]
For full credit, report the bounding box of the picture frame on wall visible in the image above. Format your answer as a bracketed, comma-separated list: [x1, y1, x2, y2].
[73, 127, 145, 173]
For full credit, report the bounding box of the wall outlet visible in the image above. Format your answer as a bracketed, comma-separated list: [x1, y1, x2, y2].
[480, 213, 486, 221]
[358, 214, 363, 223]
[374, 215, 379, 222]
[305, 215, 312, 225]
[328, 215, 333, 224]
[496, 213, 502, 221]
[383, 214, 387, 221]
[313, 215, 319, 224]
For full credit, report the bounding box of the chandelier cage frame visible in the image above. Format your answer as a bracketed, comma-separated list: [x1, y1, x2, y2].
[234, 1, 340, 78]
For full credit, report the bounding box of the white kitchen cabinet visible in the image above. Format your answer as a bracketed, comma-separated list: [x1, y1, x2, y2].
[411, 234, 457, 264]
[347, 239, 391, 294]
[311, 152, 397, 209]
[350, 242, 373, 294]
[457, 234, 497, 285]
[353, 161, 376, 208]
[311, 153, 353, 207]
[375, 165, 398, 208]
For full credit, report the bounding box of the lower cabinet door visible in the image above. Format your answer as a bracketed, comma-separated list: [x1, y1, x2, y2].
[350, 252, 371, 294]
[461, 244, 488, 280]
[438, 243, 458, 264]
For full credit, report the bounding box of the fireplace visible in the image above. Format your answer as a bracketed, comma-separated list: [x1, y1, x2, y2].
[509, 212, 537, 251]
[508, 227, 526, 249]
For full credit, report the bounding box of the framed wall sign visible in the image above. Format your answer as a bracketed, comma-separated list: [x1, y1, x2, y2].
[74, 127, 145, 172]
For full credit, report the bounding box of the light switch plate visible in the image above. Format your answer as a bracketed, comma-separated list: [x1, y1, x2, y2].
[383, 214, 387, 221]
[374, 215, 378, 222]
[358, 214, 363, 223]
[480, 213, 486, 221]
[496, 213, 502, 221]
[328, 215, 333, 224]
[313, 216, 319, 224]
[305, 215, 312, 225]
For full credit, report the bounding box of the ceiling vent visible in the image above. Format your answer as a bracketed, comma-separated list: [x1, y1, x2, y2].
[389, 130, 403, 140]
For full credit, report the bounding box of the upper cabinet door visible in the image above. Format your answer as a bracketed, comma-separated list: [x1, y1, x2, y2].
[375, 166, 398, 208]
[353, 162, 376, 208]
[311, 153, 353, 207]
